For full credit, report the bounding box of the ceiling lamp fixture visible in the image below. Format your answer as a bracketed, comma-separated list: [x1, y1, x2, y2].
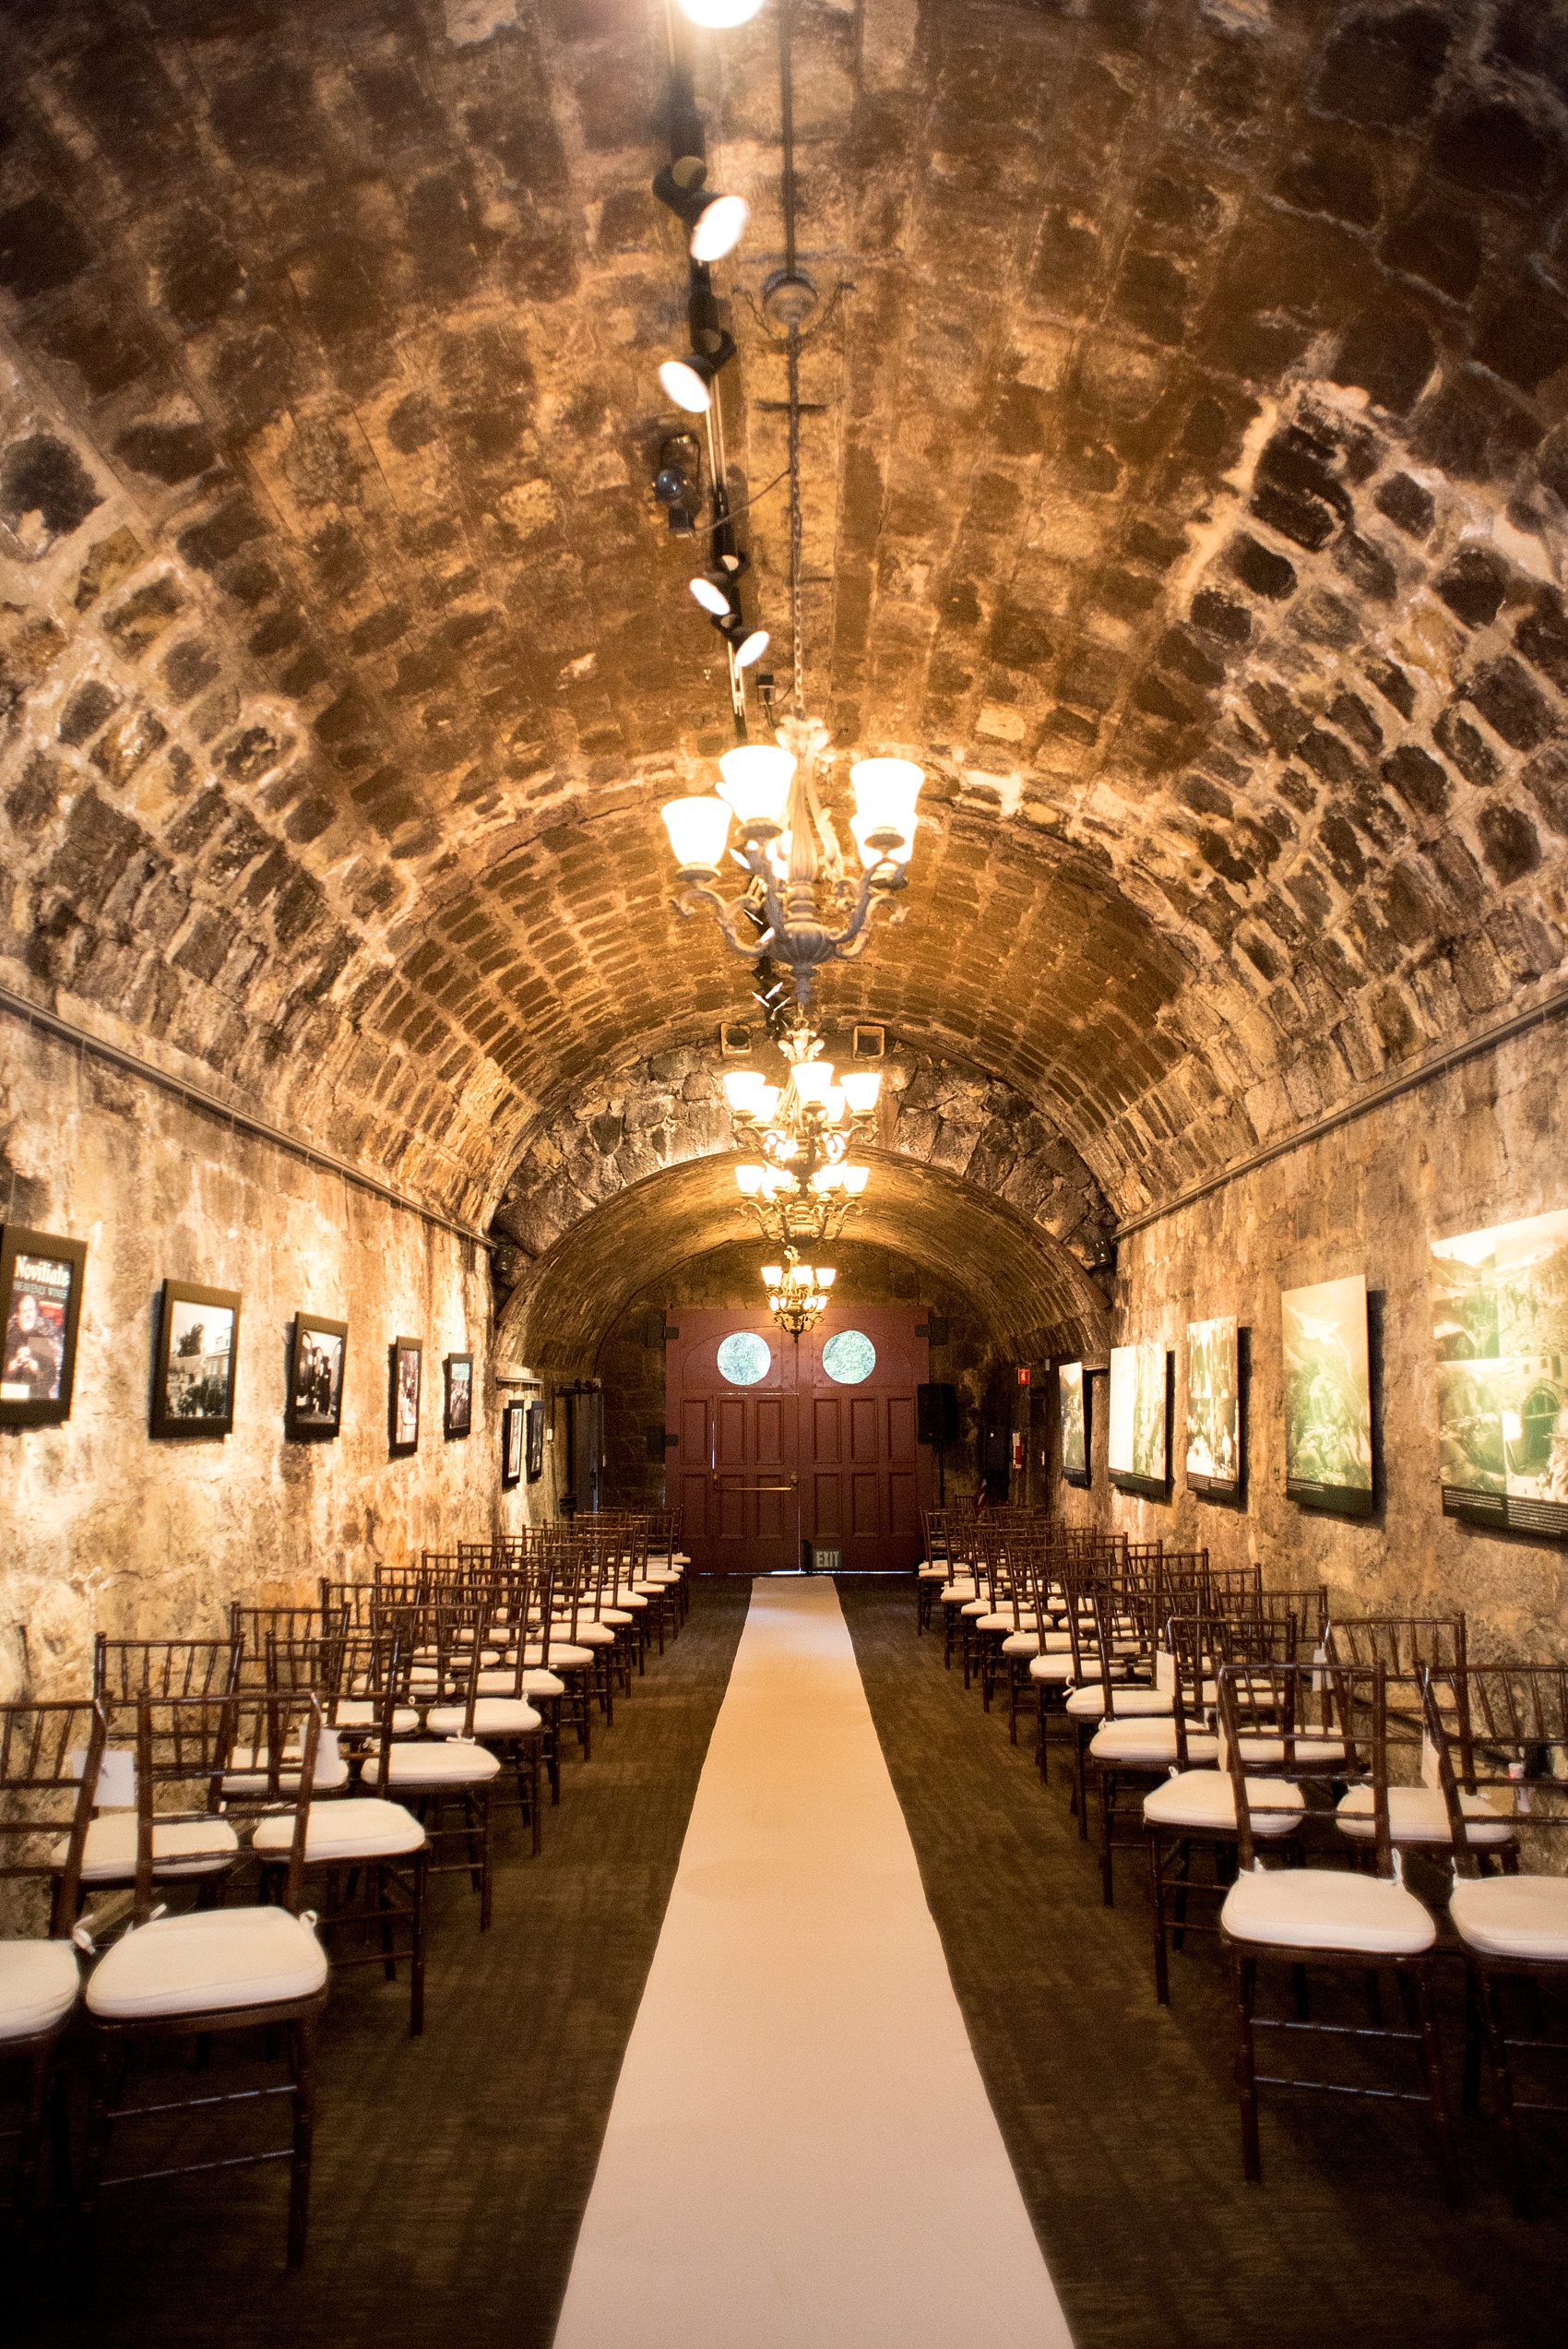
[654, 158, 750, 264]
[760, 1250, 835, 1341]
[726, 1016, 879, 1249]
[659, 0, 921, 1003]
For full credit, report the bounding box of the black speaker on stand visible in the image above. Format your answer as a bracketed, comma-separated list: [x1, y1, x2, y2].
[918, 1382, 958, 1503]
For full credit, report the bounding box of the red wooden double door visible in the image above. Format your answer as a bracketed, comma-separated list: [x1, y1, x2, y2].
[669, 1306, 929, 1575]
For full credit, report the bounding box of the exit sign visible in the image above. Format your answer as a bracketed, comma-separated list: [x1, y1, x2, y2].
[1016, 1365, 1030, 1386]
[814, 1547, 841, 1572]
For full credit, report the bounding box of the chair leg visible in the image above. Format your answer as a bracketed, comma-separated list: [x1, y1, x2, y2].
[286, 2015, 318, 2270]
[378, 1866, 398, 1983]
[1148, 1831, 1170, 2007]
[410, 1850, 428, 2039]
[1461, 1964, 1483, 2114]
[12, 2036, 54, 2232]
[77, 2035, 117, 2243]
[477, 1784, 493, 1931]
[1099, 1768, 1116, 1906]
[1478, 1966, 1527, 2217]
[1233, 1951, 1261, 2184]
[530, 1737, 542, 1858]
[1409, 1962, 1459, 2208]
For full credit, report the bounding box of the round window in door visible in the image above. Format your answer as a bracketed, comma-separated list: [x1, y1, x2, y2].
[821, 1330, 876, 1385]
[717, 1331, 772, 1387]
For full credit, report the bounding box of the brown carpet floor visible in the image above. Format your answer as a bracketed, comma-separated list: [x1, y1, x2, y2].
[6, 1580, 751, 2349]
[837, 1575, 1568, 2349]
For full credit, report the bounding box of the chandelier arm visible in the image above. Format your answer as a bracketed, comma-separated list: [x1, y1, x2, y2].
[671, 882, 770, 960]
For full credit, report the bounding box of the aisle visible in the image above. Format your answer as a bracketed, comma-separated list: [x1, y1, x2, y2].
[552, 1577, 1073, 2349]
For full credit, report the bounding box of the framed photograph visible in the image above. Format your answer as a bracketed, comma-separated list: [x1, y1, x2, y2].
[0, 1226, 87, 1428]
[1431, 1208, 1568, 1542]
[1108, 1341, 1170, 1497]
[286, 1313, 347, 1441]
[1282, 1273, 1373, 1516]
[444, 1352, 473, 1439]
[389, 1336, 422, 1454]
[1059, 1362, 1090, 1487]
[502, 1398, 525, 1488]
[1186, 1316, 1241, 1498]
[151, 1280, 241, 1439]
[525, 1398, 545, 1483]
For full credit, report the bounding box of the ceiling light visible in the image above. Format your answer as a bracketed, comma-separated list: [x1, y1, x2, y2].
[660, 794, 731, 878]
[690, 575, 731, 616]
[717, 744, 794, 832]
[732, 627, 770, 669]
[723, 1069, 766, 1117]
[689, 193, 749, 263]
[840, 1070, 881, 1117]
[658, 330, 737, 414]
[678, 0, 765, 25]
[840, 1165, 870, 1197]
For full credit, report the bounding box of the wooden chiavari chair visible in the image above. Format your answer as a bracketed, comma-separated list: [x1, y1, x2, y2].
[353, 1624, 503, 1931]
[230, 1603, 347, 1689]
[263, 1632, 429, 2036]
[1143, 1613, 1299, 2006]
[93, 1633, 241, 1703]
[1421, 1660, 1568, 2215]
[82, 1636, 247, 1900]
[1218, 1659, 1456, 2200]
[1325, 1616, 1512, 1863]
[78, 1690, 330, 2266]
[422, 1593, 545, 1855]
[1, 1699, 103, 2228]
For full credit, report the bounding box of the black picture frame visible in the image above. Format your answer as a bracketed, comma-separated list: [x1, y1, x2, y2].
[502, 1399, 525, 1488]
[1184, 1316, 1244, 1502]
[0, 1225, 87, 1429]
[1058, 1360, 1091, 1489]
[1108, 1342, 1172, 1501]
[525, 1398, 545, 1483]
[444, 1352, 473, 1439]
[286, 1313, 347, 1442]
[151, 1280, 241, 1439]
[389, 1336, 422, 1455]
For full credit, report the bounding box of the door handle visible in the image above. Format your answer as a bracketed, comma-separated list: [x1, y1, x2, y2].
[714, 1480, 797, 1492]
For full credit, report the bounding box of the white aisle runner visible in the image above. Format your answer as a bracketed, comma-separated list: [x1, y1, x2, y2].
[552, 1577, 1074, 2349]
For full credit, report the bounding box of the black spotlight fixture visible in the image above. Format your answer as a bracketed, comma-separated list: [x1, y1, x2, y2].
[654, 156, 750, 264]
[658, 271, 737, 414]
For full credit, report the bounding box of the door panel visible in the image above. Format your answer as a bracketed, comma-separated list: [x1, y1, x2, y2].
[849, 1396, 879, 1461]
[888, 1395, 917, 1459]
[813, 1397, 840, 1462]
[850, 1472, 880, 1535]
[888, 1470, 920, 1535]
[667, 1312, 799, 1574]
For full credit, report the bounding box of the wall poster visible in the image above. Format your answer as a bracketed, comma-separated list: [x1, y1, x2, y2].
[1108, 1341, 1170, 1498]
[389, 1335, 422, 1454]
[444, 1352, 473, 1439]
[1282, 1273, 1373, 1515]
[1059, 1362, 1089, 1486]
[0, 1225, 86, 1428]
[502, 1398, 526, 1489]
[287, 1313, 347, 1441]
[1431, 1208, 1568, 1541]
[151, 1280, 241, 1439]
[1185, 1316, 1241, 1497]
[525, 1398, 546, 1483]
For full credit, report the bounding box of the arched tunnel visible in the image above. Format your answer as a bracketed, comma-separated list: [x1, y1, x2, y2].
[0, 0, 1565, 1640]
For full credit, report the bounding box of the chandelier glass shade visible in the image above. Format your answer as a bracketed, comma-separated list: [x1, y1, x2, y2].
[760, 1252, 836, 1339]
[661, 717, 921, 1006]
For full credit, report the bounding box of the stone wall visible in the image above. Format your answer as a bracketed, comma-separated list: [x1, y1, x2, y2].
[0, 1014, 497, 1699]
[1054, 1019, 1568, 1655]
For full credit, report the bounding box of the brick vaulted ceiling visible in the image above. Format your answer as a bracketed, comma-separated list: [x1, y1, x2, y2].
[2, 0, 1568, 1254]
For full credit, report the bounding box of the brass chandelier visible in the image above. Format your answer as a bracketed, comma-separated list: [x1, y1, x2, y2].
[761, 1250, 836, 1339]
[725, 1018, 881, 1250]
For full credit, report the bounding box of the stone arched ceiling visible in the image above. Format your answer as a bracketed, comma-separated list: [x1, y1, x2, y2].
[0, 0, 1565, 1231]
[499, 1142, 1112, 1371]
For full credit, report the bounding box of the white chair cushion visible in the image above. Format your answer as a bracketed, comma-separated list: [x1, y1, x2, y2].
[1067, 1685, 1171, 1722]
[424, 1699, 541, 1737]
[0, 1940, 79, 2042]
[1337, 1785, 1515, 1849]
[1002, 1631, 1040, 1657]
[334, 1700, 421, 1735]
[1144, 1771, 1304, 1836]
[939, 1585, 980, 1604]
[361, 1739, 501, 1787]
[1089, 1715, 1219, 1764]
[600, 1608, 633, 1626]
[671, 1552, 691, 1564]
[1028, 1652, 1086, 1683]
[72, 1812, 240, 1882]
[522, 1670, 565, 1699]
[918, 1564, 949, 1580]
[1449, 1874, 1568, 1961]
[976, 1613, 1020, 1634]
[221, 1748, 350, 1797]
[86, 1905, 327, 2021]
[610, 1591, 648, 1610]
[254, 1796, 425, 1864]
[960, 1599, 991, 1619]
[528, 1643, 592, 1670]
[1222, 1866, 1436, 1956]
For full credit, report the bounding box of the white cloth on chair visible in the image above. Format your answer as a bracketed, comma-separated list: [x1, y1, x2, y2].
[85, 1906, 327, 2021]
